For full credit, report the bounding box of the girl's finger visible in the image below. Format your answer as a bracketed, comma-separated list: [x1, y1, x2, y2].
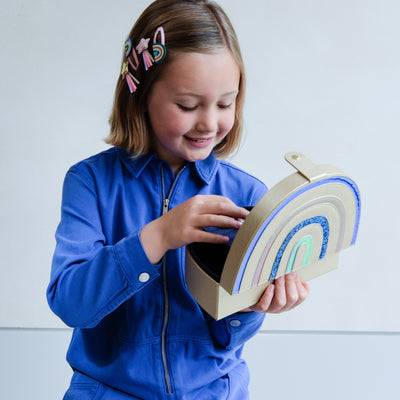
[248, 284, 275, 313]
[267, 275, 287, 313]
[197, 214, 245, 230]
[191, 195, 250, 220]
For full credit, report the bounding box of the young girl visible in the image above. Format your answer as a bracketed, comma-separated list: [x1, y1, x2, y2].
[47, 1, 310, 399]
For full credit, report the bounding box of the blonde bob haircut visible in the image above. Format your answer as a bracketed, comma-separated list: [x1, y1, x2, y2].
[107, 0, 246, 159]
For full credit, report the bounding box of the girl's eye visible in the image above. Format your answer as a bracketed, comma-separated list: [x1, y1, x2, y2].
[218, 103, 233, 110]
[177, 104, 197, 112]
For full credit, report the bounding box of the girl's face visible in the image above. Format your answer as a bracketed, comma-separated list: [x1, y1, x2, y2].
[147, 50, 240, 174]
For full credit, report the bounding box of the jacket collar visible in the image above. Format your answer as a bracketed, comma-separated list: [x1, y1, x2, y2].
[117, 148, 219, 185]
[192, 152, 220, 184]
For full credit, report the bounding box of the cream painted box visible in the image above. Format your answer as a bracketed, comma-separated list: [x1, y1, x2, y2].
[186, 152, 361, 320]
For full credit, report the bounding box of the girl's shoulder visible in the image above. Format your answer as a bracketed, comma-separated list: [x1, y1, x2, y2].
[67, 147, 149, 178]
[215, 159, 268, 206]
[65, 147, 135, 188]
[68, 147, 122, 172]
[218, 159, 267, 190]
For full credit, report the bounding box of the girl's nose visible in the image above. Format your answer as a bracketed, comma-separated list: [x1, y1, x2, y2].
[195, 108, 218, 133]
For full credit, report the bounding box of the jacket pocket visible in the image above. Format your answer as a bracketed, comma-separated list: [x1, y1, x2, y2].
[63, 371, 101, 400]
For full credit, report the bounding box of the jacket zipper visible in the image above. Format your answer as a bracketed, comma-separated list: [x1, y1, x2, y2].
[160, 165, 186, 395]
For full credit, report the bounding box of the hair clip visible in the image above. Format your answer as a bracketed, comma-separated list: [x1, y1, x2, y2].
[124, 38, 133, 57]
[122, 39, 141, 93]
[121, 27, 166, 94]
[136, 38, 154, 71]
[152, 27, 167, 63]
[124, 38, 140, 71]
[121, 61, 140, 93]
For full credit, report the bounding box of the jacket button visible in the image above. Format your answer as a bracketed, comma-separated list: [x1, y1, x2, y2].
[138, 272, 150, 283]
[229, 319, 242, 327]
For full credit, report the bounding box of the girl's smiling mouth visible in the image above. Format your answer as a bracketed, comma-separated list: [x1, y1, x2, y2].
[184, 136, 214, 148]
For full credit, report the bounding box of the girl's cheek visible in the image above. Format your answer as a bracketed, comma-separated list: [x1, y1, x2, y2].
[223, 114, 236, 134]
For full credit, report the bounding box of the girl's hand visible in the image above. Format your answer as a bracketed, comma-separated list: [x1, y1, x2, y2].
[140, 195, 249, 264]
[241, 272, 310, 314]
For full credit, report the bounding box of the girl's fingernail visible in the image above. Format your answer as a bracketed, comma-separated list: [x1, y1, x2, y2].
[234, 219, 244, 228]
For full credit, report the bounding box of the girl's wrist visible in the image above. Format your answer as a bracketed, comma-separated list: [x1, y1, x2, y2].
[140, 219, 169, 264]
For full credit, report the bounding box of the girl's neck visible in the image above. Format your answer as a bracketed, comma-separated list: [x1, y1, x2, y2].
[151, 142, 187, 176]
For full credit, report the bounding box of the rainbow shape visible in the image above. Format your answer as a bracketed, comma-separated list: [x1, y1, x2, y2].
[186, 152, 361, 320]
[124, 38, 133, 57]
[153, 43, 167, 63]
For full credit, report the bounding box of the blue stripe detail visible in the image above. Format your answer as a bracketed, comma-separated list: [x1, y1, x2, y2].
[268, 216, 329, 281]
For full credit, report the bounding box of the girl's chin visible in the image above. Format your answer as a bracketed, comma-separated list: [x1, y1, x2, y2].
[183, 148, 214, 163]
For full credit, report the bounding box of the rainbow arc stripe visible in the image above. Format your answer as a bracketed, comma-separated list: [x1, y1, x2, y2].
[251, 194, 345, 287]
[268, 216, 329, 281]
[286, 235, 313, 274]
[232, 176, 360, 294]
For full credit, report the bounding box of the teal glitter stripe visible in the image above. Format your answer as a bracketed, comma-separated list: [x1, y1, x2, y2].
[285, 235, 314, 274]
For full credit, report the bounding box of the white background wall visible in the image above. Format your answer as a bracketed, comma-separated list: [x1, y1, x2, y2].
[1, 0, 399, 398]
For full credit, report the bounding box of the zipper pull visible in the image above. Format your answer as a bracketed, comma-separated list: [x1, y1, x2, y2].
[162, 198, 169, 215]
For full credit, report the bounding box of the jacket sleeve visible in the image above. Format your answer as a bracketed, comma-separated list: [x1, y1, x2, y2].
[46, 168, 161, 329]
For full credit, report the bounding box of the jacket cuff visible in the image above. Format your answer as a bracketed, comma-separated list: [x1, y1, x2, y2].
[114, 230, 161, 290]
[207, 311, 265, 349]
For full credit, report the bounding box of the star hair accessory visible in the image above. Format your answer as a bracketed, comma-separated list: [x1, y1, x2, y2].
[121, 38, 140, 93]
[152, 27, 167, 63]
[136, 37, 154, 71]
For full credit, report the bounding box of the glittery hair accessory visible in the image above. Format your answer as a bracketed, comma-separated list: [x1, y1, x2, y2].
[121, 27, 167, 94]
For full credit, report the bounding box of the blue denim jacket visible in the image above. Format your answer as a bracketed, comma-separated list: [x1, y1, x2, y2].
[47, 147, 267, 400]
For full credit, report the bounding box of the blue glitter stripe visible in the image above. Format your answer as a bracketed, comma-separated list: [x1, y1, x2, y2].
[268, 216, 329, 281]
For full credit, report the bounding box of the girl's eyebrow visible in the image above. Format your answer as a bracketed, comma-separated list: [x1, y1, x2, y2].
[174, 90, 239, 98]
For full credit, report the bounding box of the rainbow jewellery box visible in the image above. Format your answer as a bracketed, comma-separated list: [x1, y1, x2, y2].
[186, 152, 361, 320]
